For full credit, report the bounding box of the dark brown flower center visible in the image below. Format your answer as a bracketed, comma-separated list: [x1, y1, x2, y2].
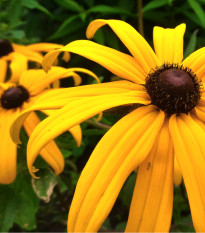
[1, 85, 29, 109]
[0, 39, 14, 57]
[145, 64, 201, 115]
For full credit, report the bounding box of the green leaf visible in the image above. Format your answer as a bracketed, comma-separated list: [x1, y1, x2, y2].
[21, 0, 53, 17]
[143, 0, 169, 12]
[184, 29, 198, 58]
[54, 0, 83, 12]
[32, 169, 57, 203]
[10, 29, 25, 39]
[48, 15, 81, 40]
[187, 0, 205, 28]
[0, 187, 18, 232]
[0, 172, 39, 231]
[87, 5, 133, 16]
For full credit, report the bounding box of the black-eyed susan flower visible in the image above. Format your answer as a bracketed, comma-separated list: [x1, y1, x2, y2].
[10, 20, 205, 231]
[0, 39, 69, 83]
[1, 66, 99, 184]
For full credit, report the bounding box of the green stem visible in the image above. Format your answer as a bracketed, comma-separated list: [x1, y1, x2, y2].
[138, 0, 144, 36]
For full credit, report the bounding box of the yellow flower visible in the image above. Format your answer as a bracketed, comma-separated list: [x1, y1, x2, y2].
[0, 39, 69, 83]
[11, 20, 205, 231]
[1, 66, 99, 184]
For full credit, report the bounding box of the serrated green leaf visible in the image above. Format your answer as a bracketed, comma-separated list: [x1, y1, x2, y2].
[54, 0, 83, 12]
[143, 0, 169, 12]
[32, 169, 57, 203]
[184, 29, 198, 58]
[187, 0, 205, 28]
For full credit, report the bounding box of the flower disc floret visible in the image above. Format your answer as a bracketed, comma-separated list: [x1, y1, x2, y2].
[0, 39, 14, 57]
[1, 85, 29, 109]
[145, 64, 201, 115]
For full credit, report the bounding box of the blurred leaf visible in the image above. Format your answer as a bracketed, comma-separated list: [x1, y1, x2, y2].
[32, 169, 57, 203]
[187, 0, 205, 28]
[48, 15, 81, 40]
[54, 0, 83, 12]
[184, 29, 198, 58]
[87, 5, 133, 16]
[115, 221, 127, 231]
[10, 29, 25, 39]
[143, 0, 169, 12]
[21, 0, 53, 17]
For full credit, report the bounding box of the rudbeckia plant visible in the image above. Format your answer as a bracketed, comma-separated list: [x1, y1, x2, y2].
[0, 39, 69, 84]
[1, 65, 99, 184]
[11, 20, 205, 231]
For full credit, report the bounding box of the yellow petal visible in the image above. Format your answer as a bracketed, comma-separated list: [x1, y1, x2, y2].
[86, 19, 159, 73]
[169, 114, 205, 231]
[68, 105, 165, 232]
[23, 112, 64, 175]
[20, 67, 99, 96]
[42, 109, 82, 147]
[0, 59, 8, 83]
[126, 119, 173, 232]
[35, 80, 146, 104]
[42, 40, 146, 84]
[0, 109, 20, 184]
[153, 24, 186, 64]
[12, 44, 43, 63]
[182, 47, 205, 79]
[26, 42, 64, 52]
[9, 52, 28, 83]
[174, 156, 182, 186]
[11, 92, 150, 178]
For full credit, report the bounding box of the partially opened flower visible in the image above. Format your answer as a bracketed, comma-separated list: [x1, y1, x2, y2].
[1, 66, 100, 184]
[11, 20, 205, 231]
[0, 39, 69, 83]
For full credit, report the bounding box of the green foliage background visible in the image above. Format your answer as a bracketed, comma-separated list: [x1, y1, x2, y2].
[0, 0, 204, 231]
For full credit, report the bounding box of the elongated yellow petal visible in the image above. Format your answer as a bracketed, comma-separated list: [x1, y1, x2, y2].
[11, 92, 150, 178]
[174, 156, 182, 186]
[20, 67, 99, 96]
[153, 24, 186, 64]
[67, 105, 165, 232]
[9, 53, 28, 83]
[23, 112, 64, 175]
[0, 109, 20, 184]
[169, 114, 205, 231]
[42, 40, 146, 84]
[26, 43, 64, 52]
[126, 119, 173, 232]
[0, 59, 7, 83]
[182, 47, 205, 79]
[10, 82, 148, 146]
[87, 19, 159, 73]
[12, 44, 43, 63]
[42, 109, 82, 147]
[26, 43, 71, 63]
[35, 80, 148, 104]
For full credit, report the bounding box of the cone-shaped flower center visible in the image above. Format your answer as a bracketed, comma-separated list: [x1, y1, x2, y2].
[1, 86, 30, 109]
[0, 39, 14, 57]
[145, 64, 201, 115]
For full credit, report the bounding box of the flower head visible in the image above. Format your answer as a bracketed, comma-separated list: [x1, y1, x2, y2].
[11, 20, 205, 231]
[0, 39, 69, 84]
[1, 65, 100, 184]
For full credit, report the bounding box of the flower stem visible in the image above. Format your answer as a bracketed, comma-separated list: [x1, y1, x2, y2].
[138, 0, 144, 36]
[86, 119, 111, 130]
